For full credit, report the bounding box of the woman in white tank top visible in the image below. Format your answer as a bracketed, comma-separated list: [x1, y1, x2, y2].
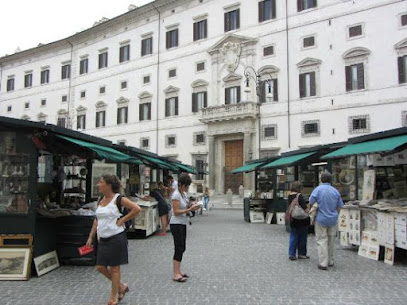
[86, 174, 141, 305]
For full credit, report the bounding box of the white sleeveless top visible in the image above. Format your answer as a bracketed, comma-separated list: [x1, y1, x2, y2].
[169, 189, 188, 225]
[95, 193, 125, 238]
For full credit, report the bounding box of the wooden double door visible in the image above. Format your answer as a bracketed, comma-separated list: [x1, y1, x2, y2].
[224, 140, 243, 194]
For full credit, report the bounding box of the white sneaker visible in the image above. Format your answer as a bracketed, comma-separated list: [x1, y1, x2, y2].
[203, 208, 207, 211]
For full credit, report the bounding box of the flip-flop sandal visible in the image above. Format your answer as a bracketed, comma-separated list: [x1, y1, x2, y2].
[118, 285, 129, 302]
[172, 277, 187, 282]
[181, 273, 189, 278]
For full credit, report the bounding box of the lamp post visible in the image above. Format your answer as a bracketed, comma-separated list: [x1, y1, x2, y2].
[243, 66, 273, 159]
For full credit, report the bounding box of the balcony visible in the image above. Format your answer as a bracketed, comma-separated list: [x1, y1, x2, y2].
[200, 102, 259, 124]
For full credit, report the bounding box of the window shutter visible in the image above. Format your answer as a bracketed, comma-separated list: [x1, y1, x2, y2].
[204, 20, 208, 38]
[273, 78, 278, 101]
[175, 29, 179, 47]
[102, 111, 106, 127]
[312, 0, 317, 8]
[96, 112, 100, 127]
[125, 107, 128, 123]
[139, 104, 143, 121]
[224, 12, 228, 32]
[237, 86, 241, 103]
[225, 88, 230, 104]
[345, 66, 352, 91]
[272, 0, 276, 18]
[166, 32, 170, 49]
[83, 115, 86, 130]
[258, 1, 264, 22]
[310, 72, 316, 96]
[120, 47, 124, 62]
[141, 39, 145, 56]
[77, 117, 80, 129]
[260, 81, 266, 103]
[165, 99, 170, 117]
[99, 54, 102, 69]
[193, 22, 198, 41]
[204, 91, 208, 108]
[399, 56, 406, 84]
[175, 97, 179, 115]
[299, 73, 305, 98]
[297, 0, 302, 11]
[117, 108, 120, 124]
[192, 93, 198, 113]
[357, 63, 364, 90]
[148, 103, 151, 120]
[236, 9, 240, 29]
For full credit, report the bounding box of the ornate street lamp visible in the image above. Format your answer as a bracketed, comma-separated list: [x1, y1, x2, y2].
[243, 66, 273, 158]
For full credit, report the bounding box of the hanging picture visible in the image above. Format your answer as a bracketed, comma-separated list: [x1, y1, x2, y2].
[340, 231, 349, 247]
[0, 247, 32, 280]
[91, 163, 117, 198]
[362, 169, 376, 200]
[34, 250, 60, 277]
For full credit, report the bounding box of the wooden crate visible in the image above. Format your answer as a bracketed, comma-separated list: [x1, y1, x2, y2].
[0, 234, 33, 247]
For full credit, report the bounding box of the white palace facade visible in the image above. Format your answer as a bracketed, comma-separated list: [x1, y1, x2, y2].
[1, 0, 407, 194]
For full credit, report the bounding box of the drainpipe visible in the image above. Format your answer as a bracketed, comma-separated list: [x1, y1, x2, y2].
[285, 0, 291, 148]
[66, 40, 74, 129]
[152, 4, 161, 155]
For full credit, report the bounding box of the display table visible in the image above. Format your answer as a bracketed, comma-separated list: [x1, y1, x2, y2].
[128, 199, 159, 238]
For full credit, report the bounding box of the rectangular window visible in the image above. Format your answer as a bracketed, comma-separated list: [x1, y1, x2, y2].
[139, 103, 151, 121]
[41, 99, 46, 106]
[99, 52, 108, 69]
[260, 79, 278, 103]
[96, 111, 106, 128]
[192, 92, 207, 112]
[61, 64, 71, 80]
[258, 0, 276, 22]
[141, 138, 149, 149]
[99, 86, 106, 94]
[299, 72, 316, 98]
[193, 19, 207, 41]
[80, 90, 86, 98]
[119, 45, 130, 63]
[121, 81, 127, 90]
[117, 106, 128, 124]
[141, 37, 153, 56]
[353, 118, 366, 130]
[224, 9, 240, 32]
[7, 106, 12, 112]
[77, 114, 86, 130]
[345, 63, 364, 91]
[167, 136, 176, 146]
[402, 14, 407, 26]
[143, 75, 150, 84]
[195, 159, 204, 180]
[303, 36, 315, 48]
[264, 127, 275, 138]
[57, 117, 66, 127]
[196, 62, 205, 72]
[349, 115, 369, 134]
[166, 29, 179, 49]
[195, 133, 205, 145]
[165, 97, 179, 117]
[169, 69, 177, 78]
[24, 73, 33, 88]
[7, 78, 14, 92]
[304, 123, 318, 134]
[80, 58, 89, 75]
[349, 25, 362, 38]
[62, 95, 68, 102]
[297, 0, 317, 12]
[263, 46, 274, 56]
[25, 102, 30, 109]
[398, 56, 407, 84]
[225, 86, 241, 104]
[41, 69, 50, 84]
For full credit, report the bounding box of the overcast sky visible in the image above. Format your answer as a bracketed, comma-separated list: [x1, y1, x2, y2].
[0, 0, 153, 57]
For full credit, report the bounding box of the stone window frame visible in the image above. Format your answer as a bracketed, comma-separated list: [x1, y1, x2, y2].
[24, 70, 33, 88]
[7, 105, 12, 112]
[224, 3, 240, 33]
[95, 101, 107, 128]
[143, 74, 151, 85]
[301, 119, 320, 137]
[262, 124, 277, 140]
[402, 111, 407, 127]
[40, 66, 50, 84]
[192, 154, 207, 181]
[297, 58, 322, 99]
[79, 56, 89, 75]
[99, 85, 106, 95]
[121, 80, 128, 91]
[7, 75, 15, 92]
[395, 38, 407, 85]
[41, 98, 47, 107]
[193, 131, 206, 146]
[21, 115, 31, 120]
[141, 33, 153, 57]
[301, 34, 317, 50]
[140, 137, 150, 150]
[343, 47, 370, 93]
[348, 114, 370, 134]
[61, 95, 68, 103]
[139, 92, 152, 121]
[165, 134, 177, 148]
[399, 12, 407, 29]
[262, 43, 275, 58]
[24, 102, 30, 110]
[80, 90, 86, 99]
[168, 68, 177, 79]
[346, 23, 365, 41]
[37, 112, 47, 123]
[193, 14, 208, 41]
[119, 42, 131, 63]
[196, 61, 206, 73]
[57, 109, 68, 127]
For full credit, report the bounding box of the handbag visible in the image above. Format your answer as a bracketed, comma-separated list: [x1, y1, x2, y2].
[291, 193, 309, 220]
[78, 245, 94, 256]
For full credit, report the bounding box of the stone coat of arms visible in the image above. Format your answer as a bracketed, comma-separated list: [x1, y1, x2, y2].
[221, 42, 241, 72]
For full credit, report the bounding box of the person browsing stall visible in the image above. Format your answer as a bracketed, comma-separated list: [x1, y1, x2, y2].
[170, 173, 199, 282]
[86, 174, 141, 305]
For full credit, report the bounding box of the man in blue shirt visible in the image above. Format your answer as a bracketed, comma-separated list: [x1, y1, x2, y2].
[309, 171, 344, 270]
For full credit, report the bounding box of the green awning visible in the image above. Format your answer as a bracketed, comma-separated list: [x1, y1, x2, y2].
[262, 152, 314, 169]
[57, 135, 141, 163]
[175, 163, 198, 174]
[231, 162, 265, 174]
[322, 135, 407, 159]
[140, 155, 178, 171]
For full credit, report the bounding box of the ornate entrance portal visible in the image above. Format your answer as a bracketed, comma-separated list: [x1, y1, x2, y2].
[224, 140, 243, 194]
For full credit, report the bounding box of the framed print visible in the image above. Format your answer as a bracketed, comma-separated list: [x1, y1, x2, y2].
[34, 250, 60, 277]
[362, 169, 376, 200]
[91, 163, 117, 198]
[0, 247, 32, 280]
[384, 245, 395, 265]
[266, 212, 274, 224]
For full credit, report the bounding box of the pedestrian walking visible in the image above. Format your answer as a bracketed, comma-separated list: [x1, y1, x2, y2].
[86, 174, 141, 305]
[287, 181, 310, 260]
[309, 171, 344, 270]
[151, 181, 170, 236]
[203, 187, 210, 211]
[170, 173, 199, 282]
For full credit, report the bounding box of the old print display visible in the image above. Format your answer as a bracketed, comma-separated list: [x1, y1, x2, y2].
[338, 209, 350, 232]
[91, 163, 117, 198]
[34, 250, 60, 277]
[384, 245, 395, 265]
[362, 170, 376, 200]
[0, 247, 32, 280]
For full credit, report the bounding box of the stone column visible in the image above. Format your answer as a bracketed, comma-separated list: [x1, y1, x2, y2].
[243, 131, 252, 191]
[208, 135, 215, 190]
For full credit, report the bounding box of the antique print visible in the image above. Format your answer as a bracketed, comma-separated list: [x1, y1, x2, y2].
[34, 250, 60, 277]
[0, 247, 31, 280]
[384, 245, 395, 265]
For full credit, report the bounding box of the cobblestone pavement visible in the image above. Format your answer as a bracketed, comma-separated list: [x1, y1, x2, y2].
[2, 209, 407, 305]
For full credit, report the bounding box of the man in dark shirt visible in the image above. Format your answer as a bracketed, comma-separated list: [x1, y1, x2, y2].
[151, 182, 170, 236]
